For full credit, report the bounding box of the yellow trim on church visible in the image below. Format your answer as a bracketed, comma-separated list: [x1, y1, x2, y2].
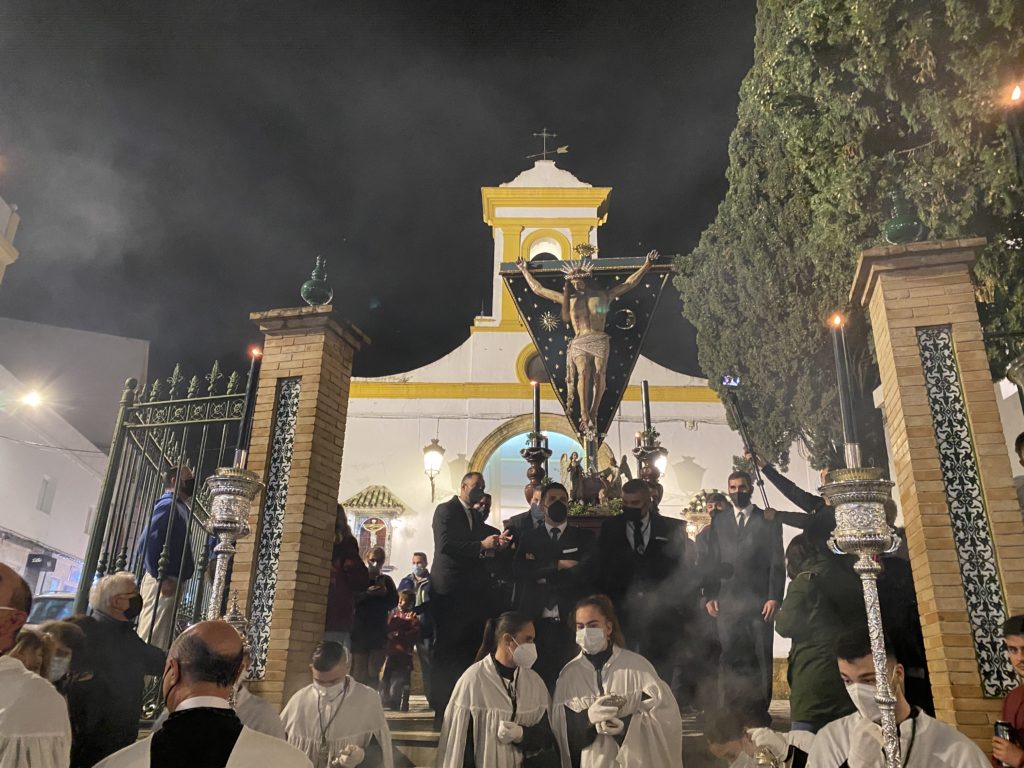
[480, 187, 613, 225]
[349, 381, 717, 402]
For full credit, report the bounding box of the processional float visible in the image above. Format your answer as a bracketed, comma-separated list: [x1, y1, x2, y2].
[500, 243, 674, 504]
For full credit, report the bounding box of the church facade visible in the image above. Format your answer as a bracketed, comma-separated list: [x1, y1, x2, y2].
[338, 160, 820, 572]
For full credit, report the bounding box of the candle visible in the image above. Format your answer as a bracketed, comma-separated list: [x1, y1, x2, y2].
[234, 346, 263, 466]
[532, 381, 541, 435]
[829, 313, 859, 465]
[634, 431, 642, 448]
[641, 380, 652, 432]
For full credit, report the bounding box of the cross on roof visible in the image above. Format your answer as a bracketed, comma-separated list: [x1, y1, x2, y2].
[528, 128, 569, 161]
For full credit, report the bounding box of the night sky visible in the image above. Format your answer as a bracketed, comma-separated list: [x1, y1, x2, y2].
[0, 1, 755, 388]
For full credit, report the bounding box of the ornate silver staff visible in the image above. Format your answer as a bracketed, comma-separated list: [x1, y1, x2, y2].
[823, 311, 901, 768]
[204, 347, 264, 621]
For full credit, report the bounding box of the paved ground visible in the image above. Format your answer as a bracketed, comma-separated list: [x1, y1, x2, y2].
[390, 696, 793, 767]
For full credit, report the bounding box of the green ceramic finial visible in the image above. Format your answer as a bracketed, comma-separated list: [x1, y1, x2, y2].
[300, 255, 333, 307]
[882, 190, 926, 245]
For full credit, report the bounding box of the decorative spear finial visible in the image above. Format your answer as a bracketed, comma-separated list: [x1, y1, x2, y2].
[300, 255, 333, 307]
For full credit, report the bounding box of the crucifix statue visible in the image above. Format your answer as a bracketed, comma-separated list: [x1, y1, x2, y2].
[516, 245, 658, 434]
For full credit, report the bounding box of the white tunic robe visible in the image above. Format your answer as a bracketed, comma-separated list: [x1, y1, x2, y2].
[152, 686, 288, 740]
[0, 655, 71, 768]
[807, 711, 990, 767]
[436, 657, 550, 768]
[94, 725, 311, 768]
[551, 646, 682, 768]
[280, 678, 393, 768]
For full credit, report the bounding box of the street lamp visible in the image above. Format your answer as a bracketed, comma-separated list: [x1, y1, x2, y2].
[1005, 78, 1024, 187]
[423, 438, 445, 502]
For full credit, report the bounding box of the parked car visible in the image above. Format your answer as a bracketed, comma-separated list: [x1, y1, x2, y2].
[25, 592, 75, 629]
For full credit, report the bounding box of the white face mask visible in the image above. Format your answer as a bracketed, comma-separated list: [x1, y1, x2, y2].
[47, 655, 71, 682]
[511, 640, 537, 669]
[845, 681, 882, 722]
[313, 679, 346, 697]
[576, 627, 608, 655]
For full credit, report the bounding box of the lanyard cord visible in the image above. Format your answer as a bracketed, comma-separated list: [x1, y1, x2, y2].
[901, 711, 918, 765]
[317, 679, 350, 753]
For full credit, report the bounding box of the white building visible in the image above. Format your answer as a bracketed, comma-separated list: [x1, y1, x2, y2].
[0, 201, 149, 594]
[339, 160, 822, 574]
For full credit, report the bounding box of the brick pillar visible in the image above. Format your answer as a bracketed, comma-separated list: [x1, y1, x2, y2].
[852, 238, 1024, 748]
[232, 306, 368, 708]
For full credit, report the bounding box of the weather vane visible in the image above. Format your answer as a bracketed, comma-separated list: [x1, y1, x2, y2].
[527, 128, 569, 161]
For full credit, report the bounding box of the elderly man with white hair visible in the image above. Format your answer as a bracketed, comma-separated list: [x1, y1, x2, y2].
[74, 572, 166, 764]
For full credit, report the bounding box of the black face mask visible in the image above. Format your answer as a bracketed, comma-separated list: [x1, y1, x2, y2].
[622, 505, 644, 523]
[467, 487, 486, 505]
[180, 478, 196, 497]
[729, 491, 752, 509]
[546, 500, 568, 524]
[123, 594, 144, 621]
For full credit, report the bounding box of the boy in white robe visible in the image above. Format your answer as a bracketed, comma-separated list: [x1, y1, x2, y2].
[280, 640, 393, 768]
[436, 611, 556, 767]
[808, 632, 988, 767]
[551, 594, 682, 768]
[95, 620, 310, 768]
[704, 709, 812, 767]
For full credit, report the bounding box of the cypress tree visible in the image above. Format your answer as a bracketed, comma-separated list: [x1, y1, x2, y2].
[675, 0, 1024, 468]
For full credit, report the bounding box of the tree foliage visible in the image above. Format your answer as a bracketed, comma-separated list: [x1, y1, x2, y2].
[675, 0, 1024, 469]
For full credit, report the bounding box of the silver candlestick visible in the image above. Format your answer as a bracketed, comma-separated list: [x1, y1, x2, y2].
[822, 466, 901, 768]
[204, 466, 262, 621]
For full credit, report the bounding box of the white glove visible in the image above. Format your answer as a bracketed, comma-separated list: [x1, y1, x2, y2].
[847, 719, 884, 768]
[587, 695, 621, 725]
[331, 744, 365, 768]
[595, 717, 624, 737]
[496, 720, 524, 745]
[748, 727, 787, 760]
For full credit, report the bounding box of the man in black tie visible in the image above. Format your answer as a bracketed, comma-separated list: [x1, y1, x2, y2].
[430, 471, 510, 722]
[512, 482, 596, 689]
[597, 478, 689, 684]
[704, 470, 785, 727]
[96, 620, 310, 767]
[503, 486, 546, 547]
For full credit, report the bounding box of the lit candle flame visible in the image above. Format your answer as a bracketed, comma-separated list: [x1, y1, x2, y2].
[830, 312, 847, 328]
[249, 346, 263, 358]
[1013, 84, 1023, 102]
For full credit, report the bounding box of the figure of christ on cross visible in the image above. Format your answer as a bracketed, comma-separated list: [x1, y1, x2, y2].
[516, 250, 657, 433]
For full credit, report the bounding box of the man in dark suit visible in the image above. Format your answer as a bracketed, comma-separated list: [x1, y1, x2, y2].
[597, 478, 689, 684]
[430, 471, 509, 722]
[704, 470, 785, 727]
[512, 482, 596, 689]
[503, 486, 546, 546]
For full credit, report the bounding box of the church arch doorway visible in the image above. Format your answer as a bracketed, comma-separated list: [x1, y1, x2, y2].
[469, 413, 615, 522]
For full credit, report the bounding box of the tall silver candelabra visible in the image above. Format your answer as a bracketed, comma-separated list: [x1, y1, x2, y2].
[822, 466, 901, 768]
[204, 467, 262, 621]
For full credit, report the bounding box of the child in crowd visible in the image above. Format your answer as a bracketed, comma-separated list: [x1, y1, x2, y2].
[380, 589, 420, 710]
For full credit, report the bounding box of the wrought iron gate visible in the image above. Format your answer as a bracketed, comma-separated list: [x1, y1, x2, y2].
[74, 363, 246, 650]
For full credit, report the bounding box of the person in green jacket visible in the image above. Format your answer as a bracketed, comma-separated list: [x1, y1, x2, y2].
[775, 534, 859, 733]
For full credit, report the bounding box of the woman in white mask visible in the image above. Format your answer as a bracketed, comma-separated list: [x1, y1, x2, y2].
[551, 594, 682, 768]
[436, 611, 556, 767]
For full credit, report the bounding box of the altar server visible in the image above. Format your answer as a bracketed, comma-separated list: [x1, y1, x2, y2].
[0, 564, 71, 768]
[807, 632, 987, 767]
[436, 611, 556, 768]
[551, 594, 682, 768]
[280, 640, 393, 768]
[95, 620, 309, 768]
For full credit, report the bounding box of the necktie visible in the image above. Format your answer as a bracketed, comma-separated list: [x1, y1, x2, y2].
[551, 527, 560, 544]
[736, 512, 745, 530]
[633, 522, 645, 555]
